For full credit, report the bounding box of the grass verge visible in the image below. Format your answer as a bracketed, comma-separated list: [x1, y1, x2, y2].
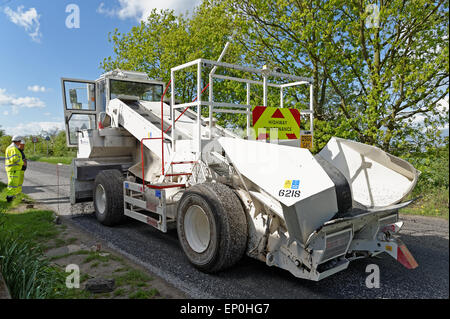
[401, 144, 449, 219]
[0, 182, 32, 212]
[0, 182, 165, 299]
[402, 187, 449, 219]
[0, 234, 65, 298]
[27, 155, 73, 165]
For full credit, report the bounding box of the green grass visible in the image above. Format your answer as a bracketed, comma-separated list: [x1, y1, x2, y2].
[66, 237, 78, 245]
[48, 249, 90, 261]
[80, 273, 90, 283]
[60, 286, 93, 299]
[94, 292, 112, 299]
[27, 155, 74, 165]
[113, 266, 129, 273]
[0, 182, 32, 211]
[83, 252, 123, 264]
[402, 187, 449, 219]
[128, 288, 159, 299]
[401, 144, 449, 219]
[0, 235, 66, 299]
[52, 238, 68, 248]
[0, 183, 161, 299]
[0, 209, 91, 299]
[0, 198, 82, 299]
[114, 269, 153, 287]
[0, 206, 65, 298]
[1, 209, 59, 244]
[113, 288, 126, 297]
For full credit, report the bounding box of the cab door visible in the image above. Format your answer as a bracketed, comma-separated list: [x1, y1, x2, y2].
[61, 78, 97, 147]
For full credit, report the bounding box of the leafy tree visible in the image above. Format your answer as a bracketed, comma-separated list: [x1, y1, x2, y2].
[0, 135, 11, 154]
[101, 0, 448, 153]
[227, 0, 449, 153]
[53, 131, 76, 157]
[0, 130, 75, 158]
[100, 1, 254, 129]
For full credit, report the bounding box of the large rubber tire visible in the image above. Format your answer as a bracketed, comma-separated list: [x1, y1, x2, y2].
[176, 182, 248, 273]
[93, 169, 125, 226]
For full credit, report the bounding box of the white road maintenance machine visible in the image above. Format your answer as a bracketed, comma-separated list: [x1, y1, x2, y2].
[61, 58, 419, 281]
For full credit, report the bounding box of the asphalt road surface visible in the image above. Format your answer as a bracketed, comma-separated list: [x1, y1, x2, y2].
[1, 160, 448, 299]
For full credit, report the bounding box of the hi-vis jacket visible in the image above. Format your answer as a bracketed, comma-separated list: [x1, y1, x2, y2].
[5, 143, 23, 172]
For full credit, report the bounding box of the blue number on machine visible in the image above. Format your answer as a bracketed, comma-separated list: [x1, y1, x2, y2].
[279, 189, 301, 197]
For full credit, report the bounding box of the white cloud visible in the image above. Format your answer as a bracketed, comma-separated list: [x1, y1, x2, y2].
[11, 97, 46, 114]
[411, 96, 449, 130]
[437, 96, 449, 115]
[437, 96, 449, 130]
[0, 88, 46, 114]
[4, 6, 42, 42]
[97, 0, 201, 21]
[4, 121, 65, 136]
[0, 89, 11, 105]
[97, 2, 116, 17]
[27, 85, 47, 93]
[3, 111, 8, 116]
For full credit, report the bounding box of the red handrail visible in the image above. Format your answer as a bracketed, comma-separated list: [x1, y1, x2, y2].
[139, 80, 207, 190]
[164, 83, 210, 133]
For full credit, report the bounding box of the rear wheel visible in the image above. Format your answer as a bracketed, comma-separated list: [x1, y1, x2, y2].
[93, 170, 125, 226]
[176, 183, 248, 273]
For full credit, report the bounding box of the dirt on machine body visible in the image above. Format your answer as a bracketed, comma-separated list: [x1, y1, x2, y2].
[61, 54, 419, 281]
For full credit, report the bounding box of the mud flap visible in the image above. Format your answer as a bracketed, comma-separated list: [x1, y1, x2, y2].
[382, 238, 419, 269]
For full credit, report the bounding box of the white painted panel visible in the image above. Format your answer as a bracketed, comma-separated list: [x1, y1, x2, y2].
[319, 137, 419, 207]
[218, 137, 335, 207]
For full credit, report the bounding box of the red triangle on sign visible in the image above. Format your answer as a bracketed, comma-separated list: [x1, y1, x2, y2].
[252, 106, 266, 125]
[272, 109, 285, 119]
[289, 109, 301, 127]
[286, 133, 298, 139]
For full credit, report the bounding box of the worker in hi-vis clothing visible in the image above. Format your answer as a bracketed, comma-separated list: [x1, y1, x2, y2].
[18, 139, 27, 195]
[4, 135, 24, 202]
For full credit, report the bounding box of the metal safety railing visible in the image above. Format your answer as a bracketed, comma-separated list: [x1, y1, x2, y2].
[140, 80, 187, 190]
[163, 83, 210, 134]
[140, 78, 209, 189]
[139, 50, 314, 189]
[170, 58, 315, 155]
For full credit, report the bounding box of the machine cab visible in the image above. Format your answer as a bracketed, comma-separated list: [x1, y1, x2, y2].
[61, 70, 164, 147]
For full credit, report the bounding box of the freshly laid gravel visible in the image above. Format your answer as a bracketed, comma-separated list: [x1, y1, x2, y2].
[2, 160, 448, 299]
[70, 213, 449, 299]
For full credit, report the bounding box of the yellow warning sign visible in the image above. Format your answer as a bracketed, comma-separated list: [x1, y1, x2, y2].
[252, 106, 301, 140]
[300, 134, 313, 149]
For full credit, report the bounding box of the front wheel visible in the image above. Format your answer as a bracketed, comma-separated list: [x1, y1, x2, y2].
[176, 183, 248, 273]
[93, 170, 125, 226]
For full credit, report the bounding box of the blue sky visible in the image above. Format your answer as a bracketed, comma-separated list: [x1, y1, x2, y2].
[0, 0, 199, 136]
[0, 0, 447, 137]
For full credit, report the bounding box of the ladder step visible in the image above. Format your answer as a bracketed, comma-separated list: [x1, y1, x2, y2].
[170, 161, 198, 165]
[165, 173, 192, 177]
[145, 183, 185, 189]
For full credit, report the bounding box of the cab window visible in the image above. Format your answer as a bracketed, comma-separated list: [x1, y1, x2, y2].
[110, 79, 163, 102]
[64, 81, 96, 110]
